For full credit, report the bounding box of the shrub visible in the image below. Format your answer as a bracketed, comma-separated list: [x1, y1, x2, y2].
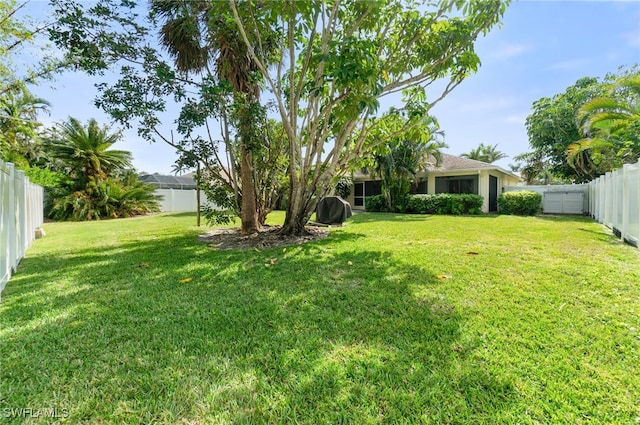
[498, 190, 542, 216]
[394, 193, 483, 215]
[48, 176, 160, 221]
[365, 194, 387, 212]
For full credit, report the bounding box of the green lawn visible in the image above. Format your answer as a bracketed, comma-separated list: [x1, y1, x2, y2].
[1, 212, 639, 424]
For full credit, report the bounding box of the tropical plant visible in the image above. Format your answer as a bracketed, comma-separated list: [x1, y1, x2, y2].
[49, 0, 284, 233]
[521, 68, 638, 183]
[48, 174, 160, 221]
[460, 143, 507, 163]
[46, 117, 132, 188]
[369, 116, 446, 211]
[568, 73, 640, 176]
[0, 87, 50, 167]
[44, 118, 159, 220]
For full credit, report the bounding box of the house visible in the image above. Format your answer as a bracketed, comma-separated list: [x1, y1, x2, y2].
[346, 153, 521, 213]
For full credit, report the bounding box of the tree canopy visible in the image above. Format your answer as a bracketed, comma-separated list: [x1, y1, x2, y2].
[568, 74, 640, 175]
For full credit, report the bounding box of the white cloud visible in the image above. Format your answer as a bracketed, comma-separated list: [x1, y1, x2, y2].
[490, 43, 533, 60]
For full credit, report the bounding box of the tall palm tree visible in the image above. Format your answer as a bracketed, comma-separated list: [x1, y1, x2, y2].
[47, 117, 131, 188]
[460, 143, 507, 163]
[151, 0, 267, 235]
[569, 74, 640, 175]
[0, 87, 50, 167]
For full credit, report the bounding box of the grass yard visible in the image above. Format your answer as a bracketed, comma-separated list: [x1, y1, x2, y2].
[1, 212, 639, 424]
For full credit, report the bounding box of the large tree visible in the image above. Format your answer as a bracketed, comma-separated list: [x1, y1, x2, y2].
[48, 0, 286, 233]
[151, 0, 274, 235]
[1, 0, 67, 96]
[230, 0, 508, 235]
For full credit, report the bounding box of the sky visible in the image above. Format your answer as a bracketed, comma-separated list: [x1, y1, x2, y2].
[19, 0, 640, 175]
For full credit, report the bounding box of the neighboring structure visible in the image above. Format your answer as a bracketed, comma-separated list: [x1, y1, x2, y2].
[139, 173, 209, 212]
[346, 153, 521, 213]
[139, 174, 197, 189]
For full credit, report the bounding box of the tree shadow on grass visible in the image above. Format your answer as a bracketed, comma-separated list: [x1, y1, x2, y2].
[1, 229, 516, 423]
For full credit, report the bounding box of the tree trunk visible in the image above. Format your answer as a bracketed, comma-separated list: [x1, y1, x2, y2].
[280, 178, 329, 236]
[280, 204, 312, 236]
[240, 144, 260, 235]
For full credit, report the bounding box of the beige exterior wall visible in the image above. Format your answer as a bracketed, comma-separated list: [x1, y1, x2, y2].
[349, 170, 521, 213]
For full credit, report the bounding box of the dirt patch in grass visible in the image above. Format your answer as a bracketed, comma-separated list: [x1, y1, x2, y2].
[197, 225, 329, 250]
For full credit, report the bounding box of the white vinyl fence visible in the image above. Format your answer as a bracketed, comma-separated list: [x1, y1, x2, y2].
[155, 189, 216, 212]
[505, 184, 589, 214]
[0, 159, 44, 300]
[589, 160, 640, 248]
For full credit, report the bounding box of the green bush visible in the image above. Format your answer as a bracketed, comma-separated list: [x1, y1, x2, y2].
[48, 176, 161, 221]
[367, 193, 483, 215]
[405, 194, 483, 215]
[497, 190, 542, 216]
[364, 194, 387, 212]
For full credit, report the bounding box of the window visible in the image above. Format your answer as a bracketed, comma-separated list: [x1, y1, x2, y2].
[435, 175, 478, 194]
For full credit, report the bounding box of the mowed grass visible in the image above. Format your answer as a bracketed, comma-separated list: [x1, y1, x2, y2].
[1, 212, 639, 424]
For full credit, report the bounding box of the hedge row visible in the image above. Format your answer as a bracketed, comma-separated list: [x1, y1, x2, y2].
[497, 190, 542, 216]
[365, 193, 483, 215]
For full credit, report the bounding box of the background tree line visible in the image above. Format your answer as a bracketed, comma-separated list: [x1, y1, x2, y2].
[512, 66, 639, 184]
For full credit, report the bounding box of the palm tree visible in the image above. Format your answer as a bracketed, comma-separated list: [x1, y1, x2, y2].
[0, 87, 50, 167]
[151, 0, 269, 235]
[460, 143, 507, 163]
[569, 74, 640, 175]
[373, 125, 446, 211]
[46, 117, 131, 188]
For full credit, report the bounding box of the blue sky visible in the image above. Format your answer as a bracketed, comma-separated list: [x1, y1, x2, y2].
[24, 0, 640, 174]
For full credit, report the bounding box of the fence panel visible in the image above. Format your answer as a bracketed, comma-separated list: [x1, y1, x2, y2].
[155, 189, 216, 212]
[504, 184, 589, 214]
[0, 159, 44, 300]
[589, 159, 640, 248]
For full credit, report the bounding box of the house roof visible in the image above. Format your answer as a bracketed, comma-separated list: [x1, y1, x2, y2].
[427, 153, 494, 172]
[428, 153, 520, 178]
[139, 174, 196, 189]
[353, 153, 520, 180]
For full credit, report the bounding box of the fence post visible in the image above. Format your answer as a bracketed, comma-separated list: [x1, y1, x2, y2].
[637, 159, 640, 246]
[622, 164, 630, 242]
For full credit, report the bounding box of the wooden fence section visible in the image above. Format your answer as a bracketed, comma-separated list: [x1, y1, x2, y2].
[589, 160, 640, 248]
[0, 159, 44, 300]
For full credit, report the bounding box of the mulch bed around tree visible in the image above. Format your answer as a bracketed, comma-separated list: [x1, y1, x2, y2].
[197, 225, 329, 250]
